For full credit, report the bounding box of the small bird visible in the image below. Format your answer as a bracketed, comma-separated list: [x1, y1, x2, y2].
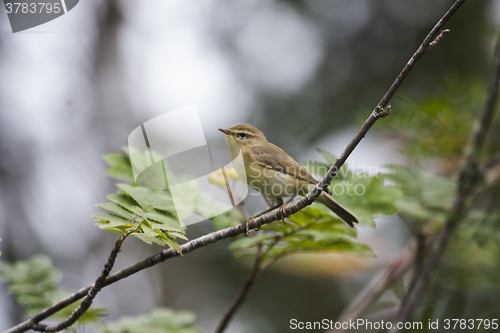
[219, 123, 359, 228]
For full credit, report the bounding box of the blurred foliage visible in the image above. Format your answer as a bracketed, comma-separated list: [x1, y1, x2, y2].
[0, 256, 201, 332]
[215, 149, 402, 265]
[385, 164, 456, 231]
[380, 78, 500, 164]
[100, 308, 201, 333]
[305, 149, 402, 227]
[0, 255, 109, 326]
[371, 78, 500, 331]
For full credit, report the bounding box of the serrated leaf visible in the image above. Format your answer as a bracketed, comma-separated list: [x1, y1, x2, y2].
[96, 202, 136, 220]
[163, 237, 182, 254]
[132, 233, 167, 246]
[268, 234, 375, 258]
[146, 212, 183, 232]
[104, 153, 134, 182]
[107, 194, 140, 213]
[92, 213, 131, 225]
[117, 184, 152, 210]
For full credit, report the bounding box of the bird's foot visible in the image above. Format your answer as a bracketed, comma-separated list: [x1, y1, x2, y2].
[278, 202, 291, 224]
[241, 217, 257, 236]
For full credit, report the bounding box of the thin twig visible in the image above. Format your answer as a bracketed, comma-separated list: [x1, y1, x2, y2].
[328, 240, 417, 333]
[29, 236, 125, 332]
[426, 29, 451, 51]
[214, 244, 263, 333]
[415, 231, 426, 270]
[3, 1, 467, 332]
[482, 150, 500, 171]
[389, 28, 500, 333]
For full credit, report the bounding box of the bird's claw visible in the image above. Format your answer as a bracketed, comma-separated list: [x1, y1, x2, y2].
[278, 202, 290, 224]
[241, 217, 255, 236]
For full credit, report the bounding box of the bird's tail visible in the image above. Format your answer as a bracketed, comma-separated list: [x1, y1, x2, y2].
[316, 192, 359, 228]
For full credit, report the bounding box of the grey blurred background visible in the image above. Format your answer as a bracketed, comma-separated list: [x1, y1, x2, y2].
[0, 0, 498, 332]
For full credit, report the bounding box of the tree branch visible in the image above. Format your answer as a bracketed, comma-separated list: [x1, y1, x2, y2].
[389, 27, 500, 333]
[3, 1, 467, 332]
[328, 240, 418, 333]
[215, 244, 263, 333]
[29, 236, 124, 332]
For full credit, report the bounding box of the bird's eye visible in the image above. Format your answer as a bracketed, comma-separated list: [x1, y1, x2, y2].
[239, 133, 247, 138]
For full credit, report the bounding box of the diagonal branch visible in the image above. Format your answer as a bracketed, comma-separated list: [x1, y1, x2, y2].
[214, 244, 263, 333]
[29, 236, 125, 332]
[389, 27, 500, 333]
[3, 1, 467, 332]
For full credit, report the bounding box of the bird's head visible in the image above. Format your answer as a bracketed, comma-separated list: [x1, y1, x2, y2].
[218, 123, 267, 148]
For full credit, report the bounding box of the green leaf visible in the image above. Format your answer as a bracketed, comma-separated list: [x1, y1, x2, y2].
[212, 208, 244, 231]
[117, 184, 153, 210]
[117, 184, 176, 212]
[96, 188, 186, 251]
[101, 308, 201, 333]
[146, 211, 184, 233]
[131, 224, 182, 252]
[230, 205, 374, 262]
[92, 213, 132, 226]
[104, 153, 134, 182]
[377, 80, 486, 158]
[386, 164, 455, 226]
[316, 148, 337, 165]
[107, 194, 140, 213]
[268, 233, 376, 258]
[229, 234, 276, 253]
[96, 202, 136, 220]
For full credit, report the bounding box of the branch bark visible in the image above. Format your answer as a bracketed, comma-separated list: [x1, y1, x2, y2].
[29, 236, 124, 332]
[3, 1, 467, 332]
[389, 27, 500, 333]
[214, 244, 263, 333]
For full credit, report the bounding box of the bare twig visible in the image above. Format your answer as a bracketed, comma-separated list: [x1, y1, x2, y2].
[329, 240, 418, 333]
[3, 1, 467, 332]
[482, 150, 500, 171]
[215, 244, 263, 333]
[29, 236, 124, 332]
[415, 231, 426, 270]
[426, 29, 451, 51]
[389, 28, 500, 333]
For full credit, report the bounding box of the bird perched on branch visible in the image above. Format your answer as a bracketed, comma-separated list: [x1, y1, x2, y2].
[219, 123, 358, 228]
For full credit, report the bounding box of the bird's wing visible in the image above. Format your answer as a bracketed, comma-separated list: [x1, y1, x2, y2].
[250, 144, 318, 185]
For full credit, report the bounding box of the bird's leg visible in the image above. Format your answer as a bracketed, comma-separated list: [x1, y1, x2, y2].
[262, 194, 276, 208]
[241, 198, 283, 236]
[278, 191, 300, 223]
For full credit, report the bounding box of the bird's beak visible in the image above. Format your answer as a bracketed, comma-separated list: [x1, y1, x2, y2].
[218, 128, 232, 135]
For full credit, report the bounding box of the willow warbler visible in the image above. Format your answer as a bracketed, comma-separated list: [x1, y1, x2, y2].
[219, 123, 358, 228]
